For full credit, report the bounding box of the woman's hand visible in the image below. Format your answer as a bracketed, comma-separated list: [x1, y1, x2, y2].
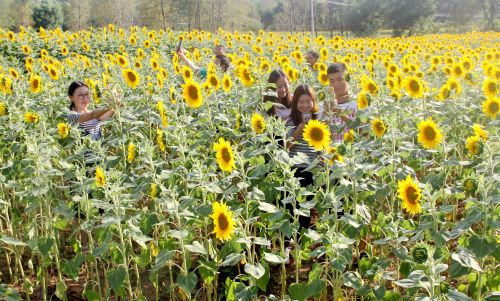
[176, 46, 186, 57]
[292, 122, 306, 140]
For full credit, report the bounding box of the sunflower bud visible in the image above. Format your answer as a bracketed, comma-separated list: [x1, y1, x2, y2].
[463, 178, 477, 194]
[411, 243, 430, 264]
[318, 91, 325, 101]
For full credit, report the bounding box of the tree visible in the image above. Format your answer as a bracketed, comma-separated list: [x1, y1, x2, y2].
[32, 0, 64, 29]
[344, 0, 385, 36]
[259, 1, 284, 30]
[480, 0, 497, 31]
[384, 0, 437, 36]
[62, 0, 91, 30]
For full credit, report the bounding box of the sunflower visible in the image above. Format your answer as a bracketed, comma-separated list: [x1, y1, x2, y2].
[404, 76, 424, 98]
[95, 167, 106, 187]
[482, 78, 498, 98]
[150, 183, 158, 198]
[61, 45, 69, 56]
[9, 68, 18, 79]
[461, 58, 473, 71]
[343, 129, 355, 143]
[472, 124, 488, 141]
[122, 68, 140, 89]
[182, 79, 203, 108]
[463, 178, 477, 194]
[397, 175, 422, 215]
[451, 63, 464, 78]
[57, 122, 69, 138]
[417, 118, 443, 149]
[446, 77, 462, 95]
[150, 58, 159, 71]
[303, 119, 331, 151]
[386, 76, 398, 90]
[213, 137, 236, 172]
[207, 73, 220, 91]
[465, 136, 482, 156]
[156, 128, 166, 152]
[235, 113, 241, 131]
[361, 77, 379, 96]
[82, 43, 90, 52]
[371, 118, 387, 138]
[0, 102, 7, 116]
[29, 75, 42, 93]
[437, 84, 451, 101]
[357, 92, 370, 110]
[127, 142, 136, 163]
[169, 85, 176, 104]
[318, 71, 329, 86]
[251, 113, 266, 134]
[259, 60, 270, 73]
[327, 147, 344, 165]
[24, 112, 39, 123]
[482, 96, 499, 119]
[156, 73, 164, 89]
[116, 54, 128, 68]
[21, 45, 31, 55]
[182, 66, 193, 81]
[136, 47, 144, 59]
[2, 77, 12, 94]
[159, 68, 168, 80]
[48, 65, 59, 80]
[222, 73, 232, 92]
[236, 65, 254, 87]
[210, 201, 236, 241]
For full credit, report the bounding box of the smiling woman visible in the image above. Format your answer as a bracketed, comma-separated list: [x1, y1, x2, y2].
[66, 81, 117, 140]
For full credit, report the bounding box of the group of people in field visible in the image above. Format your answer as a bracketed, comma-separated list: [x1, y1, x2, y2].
[66, 46, 358, 263]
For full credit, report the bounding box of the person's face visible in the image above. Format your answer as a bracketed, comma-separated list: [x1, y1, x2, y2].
[305, 53, 317, 66]
[70, 86, 91, 112]
[214, 46, 224, 56]
[276, 77, 289, 99]
[328, 71, 346, 90]
[297, 94, 314, 114]
[328, 71, 347, 93]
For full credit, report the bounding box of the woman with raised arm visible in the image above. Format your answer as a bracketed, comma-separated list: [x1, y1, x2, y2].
[66, 81, 117, 140]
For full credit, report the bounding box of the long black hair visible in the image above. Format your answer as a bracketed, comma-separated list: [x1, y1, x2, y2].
[68, 81, 89, 110]
[267, 70, 292, 114]
[215, 54, 231, 72]
[289, 84, 318, 126]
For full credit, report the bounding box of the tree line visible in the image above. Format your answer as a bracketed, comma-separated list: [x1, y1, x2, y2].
[0, 0, 497, 35]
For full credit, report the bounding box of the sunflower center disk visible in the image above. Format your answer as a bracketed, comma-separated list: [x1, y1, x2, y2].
[310, 127, 323, 141]
[255, 121, 262, 130]
[410, 80, 420, 92]
[424, 126, 436, 140]
[406, 187, 419, 204]
[221, 148, 231, 162]
[188, 86, 198, 99]
[489, 102, 498, 113]
[218, 214, 229, 231]
[128, 72, 136, 82]
[488, 83, 497, 93]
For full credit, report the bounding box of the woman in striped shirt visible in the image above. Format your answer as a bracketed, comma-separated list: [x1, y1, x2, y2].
[66, 81, 115, 140]
[286, 85, 320, 230]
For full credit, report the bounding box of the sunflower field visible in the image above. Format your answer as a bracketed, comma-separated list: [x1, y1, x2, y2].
[0, 26, 499, 301]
